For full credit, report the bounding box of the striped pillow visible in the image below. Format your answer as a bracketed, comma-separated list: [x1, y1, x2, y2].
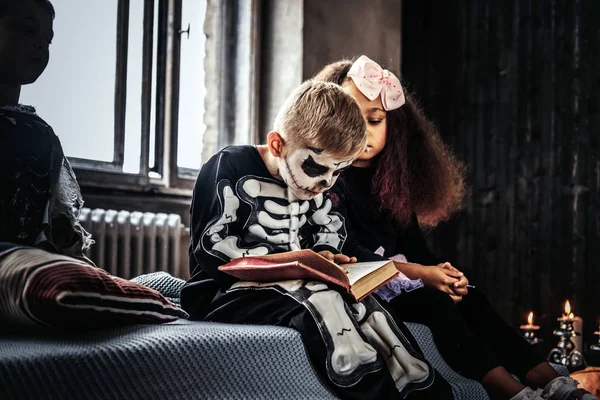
[0, 243, 188, 330]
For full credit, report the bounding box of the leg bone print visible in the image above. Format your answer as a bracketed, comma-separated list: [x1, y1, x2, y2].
[229, 279, 433, 394]
[360, 312, 430, 390]
[304, 283, 379, 375]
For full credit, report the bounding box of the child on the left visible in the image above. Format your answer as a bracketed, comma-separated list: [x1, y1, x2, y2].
[0, 0, 92, 260]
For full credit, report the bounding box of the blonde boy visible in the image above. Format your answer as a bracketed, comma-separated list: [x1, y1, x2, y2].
[185, 79, 366, 291]
[181, 79, 435, 400]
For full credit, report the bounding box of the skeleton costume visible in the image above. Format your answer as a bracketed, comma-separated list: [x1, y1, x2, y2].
[0, 105, 92, 259]
[181, 145, 437, 399]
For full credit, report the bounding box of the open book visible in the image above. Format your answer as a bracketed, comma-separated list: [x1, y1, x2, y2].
[218, 249, 398, 302]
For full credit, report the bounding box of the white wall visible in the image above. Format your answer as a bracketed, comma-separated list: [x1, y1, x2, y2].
[302, 0, 402, 78]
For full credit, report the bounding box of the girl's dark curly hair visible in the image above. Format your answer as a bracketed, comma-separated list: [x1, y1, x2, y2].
[314, 59, 467, 227]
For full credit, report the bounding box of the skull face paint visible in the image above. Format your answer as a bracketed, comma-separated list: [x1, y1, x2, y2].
[278, 146, 354, 200]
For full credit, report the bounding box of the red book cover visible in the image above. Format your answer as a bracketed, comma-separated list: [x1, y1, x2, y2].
[218, 249, 351, 291]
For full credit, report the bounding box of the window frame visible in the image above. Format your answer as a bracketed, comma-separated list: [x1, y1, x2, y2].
[63, 0, 130, 176]
[200, 0, 262, 164]
[71, 0, 262, 196]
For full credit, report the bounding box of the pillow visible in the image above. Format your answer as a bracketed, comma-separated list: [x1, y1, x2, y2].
[130, 271, 186, 305]
[0, 243, 188, 330]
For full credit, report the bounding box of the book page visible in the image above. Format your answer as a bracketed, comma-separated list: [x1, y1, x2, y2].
[340, 261, 391, 285]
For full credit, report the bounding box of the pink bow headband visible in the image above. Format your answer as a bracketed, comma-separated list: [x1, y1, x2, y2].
[347, 55, 405, 111]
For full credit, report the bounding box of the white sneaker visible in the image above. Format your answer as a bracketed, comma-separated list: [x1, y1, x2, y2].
[541, 376, 599, 400]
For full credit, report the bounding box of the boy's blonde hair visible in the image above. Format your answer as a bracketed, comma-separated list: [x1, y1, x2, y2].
[273, 80, 367, 158]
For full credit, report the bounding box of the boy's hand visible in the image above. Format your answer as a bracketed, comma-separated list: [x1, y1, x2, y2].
[421, 264, 463, 302]
[318, 251, 357, 264]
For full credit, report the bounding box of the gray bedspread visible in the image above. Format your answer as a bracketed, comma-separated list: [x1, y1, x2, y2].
[0, 320, 337, 400]
[0, 320, 569, 400]
[1, 268, 569, 400]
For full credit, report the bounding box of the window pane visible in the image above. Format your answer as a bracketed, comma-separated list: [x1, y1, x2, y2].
[123, 1, 158, 175]
[148, 1, 159, 173]
[20, 0, 117, 162]
[177, 0, 207, 170]
[122, 1, 145, 174]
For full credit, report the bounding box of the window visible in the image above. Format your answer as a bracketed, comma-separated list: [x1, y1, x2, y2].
[21, 0, 208, 193]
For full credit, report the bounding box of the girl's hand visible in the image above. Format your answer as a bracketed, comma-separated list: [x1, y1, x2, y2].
[440, 262, 470, 297]
[421, 264, 463, 302]
[318, 250, 357, 264]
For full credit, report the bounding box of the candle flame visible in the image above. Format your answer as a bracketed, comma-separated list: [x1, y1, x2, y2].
[527, 312, 534, 325]
[569, 313, 574, 319]
[565, 300, 571, 315]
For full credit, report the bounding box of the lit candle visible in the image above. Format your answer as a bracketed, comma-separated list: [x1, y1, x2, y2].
[520, 311, 541, 344]
[561, 300, 572, 320]
[520, 311, 540, 330]
[558, 300, 583, 353]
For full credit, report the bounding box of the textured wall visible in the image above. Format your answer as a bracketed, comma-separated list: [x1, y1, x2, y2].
[302, 0, 402, 79]
[402, 0, 600, 349]
[259, 0, 304, 137]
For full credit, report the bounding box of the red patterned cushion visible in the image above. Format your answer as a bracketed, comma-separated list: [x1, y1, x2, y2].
[0, 244, 187, 330]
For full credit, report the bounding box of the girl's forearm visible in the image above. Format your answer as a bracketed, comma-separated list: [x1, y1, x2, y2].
[392, 261, 427, 280]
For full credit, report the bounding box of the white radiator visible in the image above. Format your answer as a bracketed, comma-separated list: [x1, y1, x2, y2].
[78, 208, 189, 280]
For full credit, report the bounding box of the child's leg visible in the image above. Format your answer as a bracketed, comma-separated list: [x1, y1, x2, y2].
[525, 362, 561, 389]
[382, 287, 501, 380]
[457, 289, 599, 399]
[456, 288, 553, 385]
[482, 366, 533, 400]
[203, 288, 405, 400]
[380, 287, 526, 399]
